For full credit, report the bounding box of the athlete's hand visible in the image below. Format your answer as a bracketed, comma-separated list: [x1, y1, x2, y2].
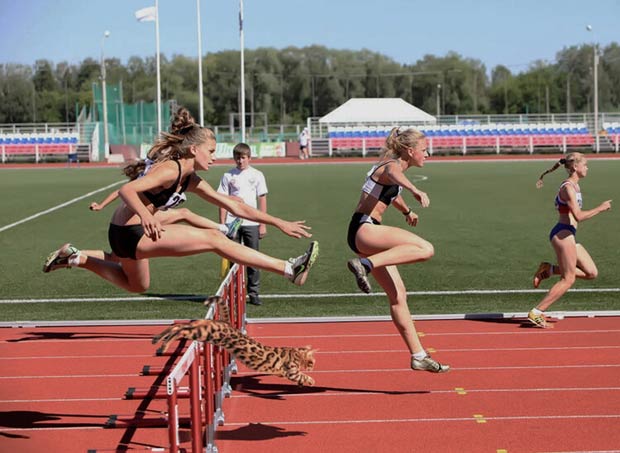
[277, 220, 312, 239]
[89, 202, 102, 211]
[599, 200, 612, 212]
[413, 189, 430, 208]
[405, 211, 419, 227]
[142, 213, 164, 240]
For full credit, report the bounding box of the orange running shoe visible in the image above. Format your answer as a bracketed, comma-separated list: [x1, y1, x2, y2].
[533, 262, 552, 288]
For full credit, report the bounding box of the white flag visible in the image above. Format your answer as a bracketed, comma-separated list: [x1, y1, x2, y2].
[135, 6, 157, 22]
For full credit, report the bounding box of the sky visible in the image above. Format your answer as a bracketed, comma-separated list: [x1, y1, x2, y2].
[1, 0, 619, 73]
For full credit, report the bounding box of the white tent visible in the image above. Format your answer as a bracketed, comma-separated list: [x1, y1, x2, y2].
[319, 98, 436, 124]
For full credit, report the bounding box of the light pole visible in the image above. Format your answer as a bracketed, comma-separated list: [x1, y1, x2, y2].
[587, 25, 600, 152]
[100, 30, 111, 159]
[239, 0, 246, 142]
[436, 84, 441, 117]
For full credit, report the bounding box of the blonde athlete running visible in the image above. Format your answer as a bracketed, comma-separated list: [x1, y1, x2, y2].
[529, 153, 611, 328]
[346, 126, 449, 373]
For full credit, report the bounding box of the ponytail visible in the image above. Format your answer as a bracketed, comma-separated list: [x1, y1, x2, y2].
[382, 126, 425, 159]
[536, 153, 581, 188]
[121, 107, 215, 179]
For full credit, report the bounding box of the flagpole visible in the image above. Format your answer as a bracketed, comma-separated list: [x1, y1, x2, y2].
[196, 0, 204, 126]
[239, 0, 245, 143]
[155, 0, 162, 133]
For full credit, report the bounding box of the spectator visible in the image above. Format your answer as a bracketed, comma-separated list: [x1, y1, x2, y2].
[299, 127, 310, 160]
[218, 143, 269, 306]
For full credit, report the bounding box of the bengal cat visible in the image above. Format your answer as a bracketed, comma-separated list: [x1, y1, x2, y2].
[152, 296, 316, 386]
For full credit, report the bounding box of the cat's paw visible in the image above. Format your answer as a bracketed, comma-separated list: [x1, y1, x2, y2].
[298, 374, 315, 387]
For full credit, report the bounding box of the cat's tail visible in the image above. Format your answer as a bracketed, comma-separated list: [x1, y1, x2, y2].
[152, 320, 209, 352]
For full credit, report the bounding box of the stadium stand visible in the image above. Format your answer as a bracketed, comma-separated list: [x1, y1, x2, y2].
[325, 122, 596, 155]
[0, 131, 80, 163]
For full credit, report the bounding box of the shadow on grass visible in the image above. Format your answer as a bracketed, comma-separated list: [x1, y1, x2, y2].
[230, 374, 430, 400]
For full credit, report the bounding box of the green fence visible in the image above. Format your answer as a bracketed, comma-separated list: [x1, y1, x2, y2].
[92, 82, 172, 151]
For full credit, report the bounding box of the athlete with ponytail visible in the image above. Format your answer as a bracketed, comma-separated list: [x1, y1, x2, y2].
[346, 126, 449, 373]
[43, 107, 318, 292]
[529, 152, 611, 328]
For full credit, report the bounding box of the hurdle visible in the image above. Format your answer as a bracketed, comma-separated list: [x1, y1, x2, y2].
[167, 263, 246, 452]
[96, 263, 246, 453]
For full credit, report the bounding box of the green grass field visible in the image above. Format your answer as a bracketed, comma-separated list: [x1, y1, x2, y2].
[1, 158, 619, 322]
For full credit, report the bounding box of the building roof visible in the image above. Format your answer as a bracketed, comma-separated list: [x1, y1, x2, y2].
[319, 98, 437, 124]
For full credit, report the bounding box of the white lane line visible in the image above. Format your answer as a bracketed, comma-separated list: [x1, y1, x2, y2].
[230, 387, 620, 399]
[0, 373, 138, 379]
[0, 180, 123, 233]
[252, 329, 620, 340]
[2, 329, 619, 346]
[0, 354, 152, 360]
[3, 287, 620, 303]
[224, 414, 620, 427]
[1, 397, 121, 403]
[1, 426, 104, 432]
[2, 345, 619, 362]
[233, 363, 620, 376]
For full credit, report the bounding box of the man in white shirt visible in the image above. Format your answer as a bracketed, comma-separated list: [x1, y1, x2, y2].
[218, 143, 268, 305]
[299, 127, 310, 160]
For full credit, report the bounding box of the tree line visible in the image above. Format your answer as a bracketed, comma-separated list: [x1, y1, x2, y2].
[2, 43, 620, 126]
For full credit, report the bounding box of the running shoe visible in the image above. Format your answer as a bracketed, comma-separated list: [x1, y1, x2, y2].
[527, 309, 552, 328]
[288, 241, 319, 286]
[347, 257, 372, 294]
[225, 218, 242, 240]
[43, 243, 80, 273]
[533, 261, 552, 288]
[411, 355, 450, 373]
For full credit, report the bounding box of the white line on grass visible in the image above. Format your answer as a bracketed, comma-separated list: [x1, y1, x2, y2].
[0, 180, 124, 233]
[2, 287, 620, 303]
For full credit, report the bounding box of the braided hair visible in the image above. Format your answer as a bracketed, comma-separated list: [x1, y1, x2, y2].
[535, 152, 583, 188]
[123, 107, 215, 180]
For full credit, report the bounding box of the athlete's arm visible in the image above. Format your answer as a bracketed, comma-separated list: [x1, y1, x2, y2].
[384, 162, 430, 207]
[563, 185, 612, 222]
[189, 175, 311, 239]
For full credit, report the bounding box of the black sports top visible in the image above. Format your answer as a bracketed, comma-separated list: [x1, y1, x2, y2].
[143, 160, 190, 210]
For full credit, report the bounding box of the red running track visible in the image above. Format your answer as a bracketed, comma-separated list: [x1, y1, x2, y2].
[0, 324, 186, 453]
[216, 316, 620, 453]
[1, 317, 620, 452]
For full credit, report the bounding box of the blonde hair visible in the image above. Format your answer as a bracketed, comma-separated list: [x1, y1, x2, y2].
[382, 126, 426, 159]
[536, 152, 584, 188]
[123, 107, 215, 180]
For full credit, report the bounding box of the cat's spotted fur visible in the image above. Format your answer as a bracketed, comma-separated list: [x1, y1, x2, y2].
[152, 296, 316, 386]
